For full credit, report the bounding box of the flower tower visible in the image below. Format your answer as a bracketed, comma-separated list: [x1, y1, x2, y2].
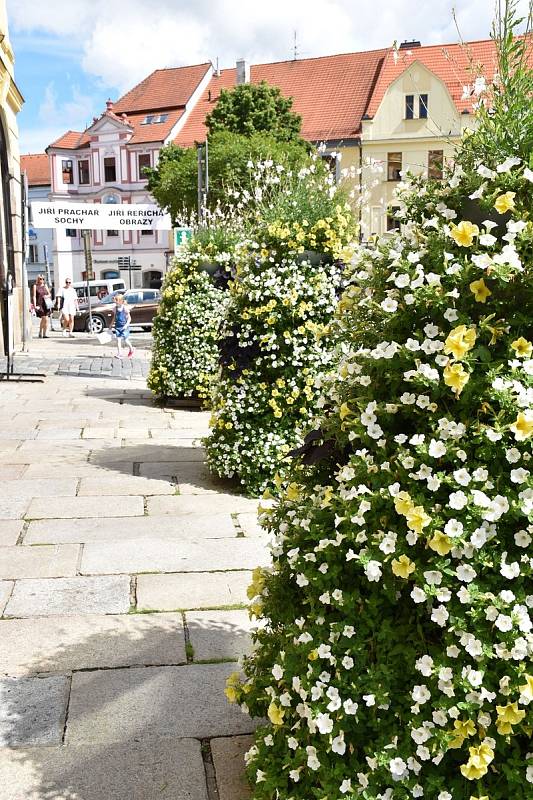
[230, 9, 533, 799]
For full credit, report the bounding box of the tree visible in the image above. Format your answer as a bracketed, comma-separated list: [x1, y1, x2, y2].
[146, 130, 310, 220]
[206, 81, 302, 142]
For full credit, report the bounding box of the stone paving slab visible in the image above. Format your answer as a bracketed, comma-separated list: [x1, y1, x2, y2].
[0, 430, 36, 440]
[0, 582, 13, 615]
[81, 537, 270, 575]
[0, 544, 79, 580]
[0, 613, 186, 675]
[0, 521, 23, 547]
[186, 610, 254, 662]
[66, 663, 258, 744]
[82, 427, 119, 439]
[35, 428, 83, 440]
[175, 462, 235, 495]
[26, 513, 237, 544]
[0, 737, 209, 800]
[0, 675, 69, 746]
[138, 462, 181, 481]
[3, 479, 79, 498]
[0, 465, 26, 480]
[23, 460, 133, 479]
[26, 495, 144, 519]
[147, 493, 258, 516]
[211, 735, 254, 800]
[137, 571, 252, 611]
[93, 445, 205, 464]
[4, 576, 131, 618]
[237, 513, 265, 537]
[77, 475, 175, 496]
[0, 498, 30, 520]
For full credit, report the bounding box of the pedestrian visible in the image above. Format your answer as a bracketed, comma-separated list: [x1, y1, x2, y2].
[111, 293, 135, 359]
[31, 275, 53, 338]
[56, 277, 79, 337]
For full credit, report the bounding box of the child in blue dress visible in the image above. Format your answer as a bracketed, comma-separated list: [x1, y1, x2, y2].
[111, 294, 135, 358]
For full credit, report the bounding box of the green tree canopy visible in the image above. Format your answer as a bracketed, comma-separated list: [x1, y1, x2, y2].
[206, 81, 302, 142]
[146, 130, 310, 220]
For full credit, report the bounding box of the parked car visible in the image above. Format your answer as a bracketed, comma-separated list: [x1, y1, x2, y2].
[72, 279, 126, 308]
[73, 289, 161, 333]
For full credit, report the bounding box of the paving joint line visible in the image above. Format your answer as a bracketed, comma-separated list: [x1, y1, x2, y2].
[75, 543, 84, 576]
[182, 612, 194, 664]
[60, 673, 73, 745]
[200, 738, 220, 800]
[15, 520, 30, 547]
[129, 575, 138, 610]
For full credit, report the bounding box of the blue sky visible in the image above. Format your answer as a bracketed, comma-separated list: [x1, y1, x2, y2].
[8, 0, 531, 154]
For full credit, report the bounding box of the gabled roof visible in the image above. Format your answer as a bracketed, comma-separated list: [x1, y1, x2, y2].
[114, 62, 211, 113]
[124, 109, 185, 144]
[366, 39, 501, 117]
[21, 153, 49, 186]
[175, 49, 387, 147]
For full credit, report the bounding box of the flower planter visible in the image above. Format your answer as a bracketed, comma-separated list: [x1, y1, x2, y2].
[197, 260, 220, 276]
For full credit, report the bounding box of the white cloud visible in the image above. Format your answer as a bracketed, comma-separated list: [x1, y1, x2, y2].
[19, 81, 98, 153]
[9, 0, 533, 94]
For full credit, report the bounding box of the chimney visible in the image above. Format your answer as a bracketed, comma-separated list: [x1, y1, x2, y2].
[399, 40, 421, 49]
[106, 98, 114, 111]
[236, 59, 250, 85]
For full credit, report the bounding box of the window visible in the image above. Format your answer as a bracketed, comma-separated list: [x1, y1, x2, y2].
[140, 113, 168, 125]
[124, 291, 141, 304]
[419, 94, 428, 118]
[107, 230, 119, 237]
[138, 153, 151, 178]
[387, 207, 401, 231]
[28, 244, 38, 263]
[141, 290, 158, 302]
[62, 160, 73, 184]
[387, 152, 402, 181]
[78, 160, 90, 184]
[405, 95, 414, 120]
[428, 150, 444, 180]
[141, 228, 153, 236]
[66, 229, 77, 238]
[104, 157, 116, 182]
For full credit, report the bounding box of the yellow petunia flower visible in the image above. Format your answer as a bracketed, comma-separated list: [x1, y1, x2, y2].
[286, 483, 300, 501]
[469, 278, 492, 303]
[391, 554, 416, 579]
[496, 702, 525, 726]
[510, 411, 533, 441]
[225, 671, 241, 704]
[460, 743, 495, 780]
[519, 674, 533, 701]
[451, 220, 479, 247]
[394, 491, 413, 516]
[494, 191, 516, 214]
[339, 402, 353, 421]
[405, 505, 431, 534]
[511, 337, 532, 358]
[267, 702, 285, 726]
[444, 362, 470, 396]
[444, 325, 477, 360]
[449, 718, 477, 748]
[428, 531, 453, 556]
[470, 796, 489, 800]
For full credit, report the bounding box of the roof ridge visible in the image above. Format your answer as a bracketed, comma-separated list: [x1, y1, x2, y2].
[115, 61, 212, 108]
[219, 46, 390, 72]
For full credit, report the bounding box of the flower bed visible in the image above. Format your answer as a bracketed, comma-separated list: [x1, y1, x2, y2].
[228, 22, 533, 797]
[148, 245, 229, 403]
[204, 162, 357, 494]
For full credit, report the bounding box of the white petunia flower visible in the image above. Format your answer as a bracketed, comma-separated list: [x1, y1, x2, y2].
[429, 439, 446, 458]
[431, 605, 449, 626]
[453, 468, 471, 486]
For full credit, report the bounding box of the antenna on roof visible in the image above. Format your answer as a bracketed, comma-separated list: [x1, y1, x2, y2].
[210, 58, 220, 77]
[293, 30, 299, 60]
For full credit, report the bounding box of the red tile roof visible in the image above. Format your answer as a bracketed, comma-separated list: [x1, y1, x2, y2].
[366, 39, 501, 117]
[48, 130, 90, 150]
[114, 63, 211, 113]
[125, 109, 184, 144]
[175, 49, 387, 147]
[21, 153, 50, 186]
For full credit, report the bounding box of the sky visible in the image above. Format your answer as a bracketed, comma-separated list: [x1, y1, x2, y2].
[8, 0, 531, 154]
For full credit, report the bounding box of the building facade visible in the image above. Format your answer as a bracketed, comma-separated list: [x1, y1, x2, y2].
[46, 64, 213, 289]
[20, 153, 54, 286]
[0, 0, 24, 352]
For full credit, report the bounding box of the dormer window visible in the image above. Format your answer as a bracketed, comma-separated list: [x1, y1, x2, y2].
[140, 113, 168, 125]
[419, 94, 428, 118]
[405, 95, 414, 120]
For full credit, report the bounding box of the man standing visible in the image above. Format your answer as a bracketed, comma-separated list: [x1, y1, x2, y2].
[56, 278, 79, 337]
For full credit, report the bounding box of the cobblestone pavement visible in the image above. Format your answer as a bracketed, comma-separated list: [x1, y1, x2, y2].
[0, 338, 266, 799]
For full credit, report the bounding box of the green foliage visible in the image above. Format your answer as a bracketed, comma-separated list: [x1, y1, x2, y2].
[206, 81, 302, 142]
[146, 130, 309, 219]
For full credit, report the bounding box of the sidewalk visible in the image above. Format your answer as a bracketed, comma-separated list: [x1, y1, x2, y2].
[0, 340, 268, 799]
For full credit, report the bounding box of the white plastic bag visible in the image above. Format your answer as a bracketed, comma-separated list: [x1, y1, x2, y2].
[97, 331, 112, 345]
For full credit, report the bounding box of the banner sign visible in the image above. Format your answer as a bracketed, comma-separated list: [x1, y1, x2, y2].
[31, 202, 172, 230]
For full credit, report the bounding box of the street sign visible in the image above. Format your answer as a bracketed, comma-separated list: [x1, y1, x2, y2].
[174, 227, 193, 254]
[31, 201, 172, 231]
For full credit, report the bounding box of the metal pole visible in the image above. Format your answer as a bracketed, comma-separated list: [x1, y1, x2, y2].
[204, 137, 209, 207]
[128, 256, 132, 290]
[197, 143, 203, 225]
[44, 243, 51, 287]
[82, 231, 93, 333]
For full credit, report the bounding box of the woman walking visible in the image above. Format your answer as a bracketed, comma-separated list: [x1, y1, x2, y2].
[56, 277, 79, 337]
[31, 275, 53, 338]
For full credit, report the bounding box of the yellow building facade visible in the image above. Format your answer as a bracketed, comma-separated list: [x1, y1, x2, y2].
[0, 0, 24, 353]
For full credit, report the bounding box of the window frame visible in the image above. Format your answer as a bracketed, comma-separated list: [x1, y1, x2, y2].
[138, 153, 151, 179]
[428, 150, 444, 180]
[386, 207, 402, 232]
[62, 159, 74, 184]
[65, 229, 77, 238]
[387, 152, 402, 182]
[78, 159, 90, 185]
[104, 157, 117, 183]
[419, 93, 429, 119]
[405, 95, 414, 120]
[28, 243, 39, 263]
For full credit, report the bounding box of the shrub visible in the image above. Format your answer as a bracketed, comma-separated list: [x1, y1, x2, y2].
[229, 8, 533, 798]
